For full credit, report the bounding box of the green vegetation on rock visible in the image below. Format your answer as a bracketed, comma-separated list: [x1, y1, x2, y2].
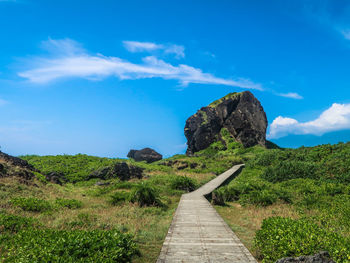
[209, 92, 240, 108]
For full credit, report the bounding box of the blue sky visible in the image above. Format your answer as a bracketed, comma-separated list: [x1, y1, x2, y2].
[1, 0, 350, 157]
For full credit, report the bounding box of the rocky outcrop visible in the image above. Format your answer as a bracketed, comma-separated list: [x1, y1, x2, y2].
[0, 151, 36, 181]
[0, 151, 35, 171]
[275, 251, 335, 263]
[127, 148, 162, 163]
[88, 162, 144, 181]
[184, 91, 267, 155]
[46, 172, 67, 185]
[160, 160, 201, 170]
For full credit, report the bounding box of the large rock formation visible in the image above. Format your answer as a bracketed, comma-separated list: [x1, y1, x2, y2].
[185, 91, 267, 155]
[127, 148, 162, 163]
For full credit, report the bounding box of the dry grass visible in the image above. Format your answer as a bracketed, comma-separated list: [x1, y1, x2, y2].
[0, 177, 180, 263]
[215, 202, 299, 257]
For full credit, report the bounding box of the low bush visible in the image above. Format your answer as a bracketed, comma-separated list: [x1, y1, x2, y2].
[240, 189, 278, 207]
[262, 161, 318, 183]
[55, 198, 83, 209]
[110, 191, 130, 205]
[0, 213, 35, 233]
[0, 228, 138, 263]
[10, 197, 52, 212]
[129, 183, 162, 207]
[254, 217, 350, 263]
[170, 176, 197, 192]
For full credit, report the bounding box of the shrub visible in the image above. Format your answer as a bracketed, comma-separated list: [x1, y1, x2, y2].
[0, 213, 35, 233]
[110, 191, 130, 205]
[240, 189, 278, 207]
[129, 183, 162, 207]
[0, 228, 138, 263]
[262, 161, 318, 183]
[10, 197, 52, 212]
[171, 176, 197, 192]
[212, 187, 228, 205]
[254, 217, 350, 263]
[55, 198, 83, 209]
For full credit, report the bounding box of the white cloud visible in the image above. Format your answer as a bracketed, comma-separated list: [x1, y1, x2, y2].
[18, 38, 262, 90]
[277, 92, 304, 99]
[268, 103, 350, 139]
[123, 40, 185, 58]
[123, 41, 163, 52]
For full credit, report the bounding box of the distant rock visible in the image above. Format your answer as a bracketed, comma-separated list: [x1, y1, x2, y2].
[276, 251, 335, 263]
[46, 172, 67, 185]
[127, 148, 162, 163]
[89, 162, 143, 181]
[184, 91, 267, 155]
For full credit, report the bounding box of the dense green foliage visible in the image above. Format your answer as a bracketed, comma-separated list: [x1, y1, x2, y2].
[0, 213, 36, 233]
[129, 182, 163, 207]
[170, 176, 197, 192]
[110, 191, 130, 205]
[1, 228, 137, 263]
[11, 197, 52, 212]
[255, 217, 350, 263]
[0, 211, 138, 262]
[21, 154, 119, 182]
[213, 142, 350, 261]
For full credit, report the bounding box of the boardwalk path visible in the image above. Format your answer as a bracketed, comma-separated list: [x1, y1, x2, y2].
[157, 164, 257, 263]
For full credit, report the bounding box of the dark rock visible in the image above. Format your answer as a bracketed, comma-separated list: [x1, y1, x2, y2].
[127, 148, 162, 163]
[0, 151, 35, 171]
[190, 163, 198, 169]
[45, 172, 67, 185]
[276, 251, 335, 263]
[89, 162, 143, 181]
[177, 163, 188, 170]
[184, 91, 267, 155]
[159, 160, 192, 170]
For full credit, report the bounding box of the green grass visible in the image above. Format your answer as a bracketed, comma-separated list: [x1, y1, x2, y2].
[0, 152, 218, 262]
[10, 140, 350, 262]
[214, 142, 350, 262]
[208, 92, 241, 107]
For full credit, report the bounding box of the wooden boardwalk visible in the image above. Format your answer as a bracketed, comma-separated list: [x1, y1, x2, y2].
[157, 164, 257, 263]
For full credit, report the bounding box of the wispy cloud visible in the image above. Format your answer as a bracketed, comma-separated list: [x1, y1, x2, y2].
[268, 103, 350, 139]
[277, 92, 304, 100]
[123, 40, 185, 58]
[18, 38, 262, 90]
[123, 41, 162, 52]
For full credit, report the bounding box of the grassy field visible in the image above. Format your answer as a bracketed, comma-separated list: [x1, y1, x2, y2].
[212, 142, 350, 262]
[0, 153, 218, 263]
[1, 134, 350, 262]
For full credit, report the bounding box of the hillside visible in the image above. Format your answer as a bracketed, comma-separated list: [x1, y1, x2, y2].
[213, 142, 350, 262]
[0, 92, 349, 262]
